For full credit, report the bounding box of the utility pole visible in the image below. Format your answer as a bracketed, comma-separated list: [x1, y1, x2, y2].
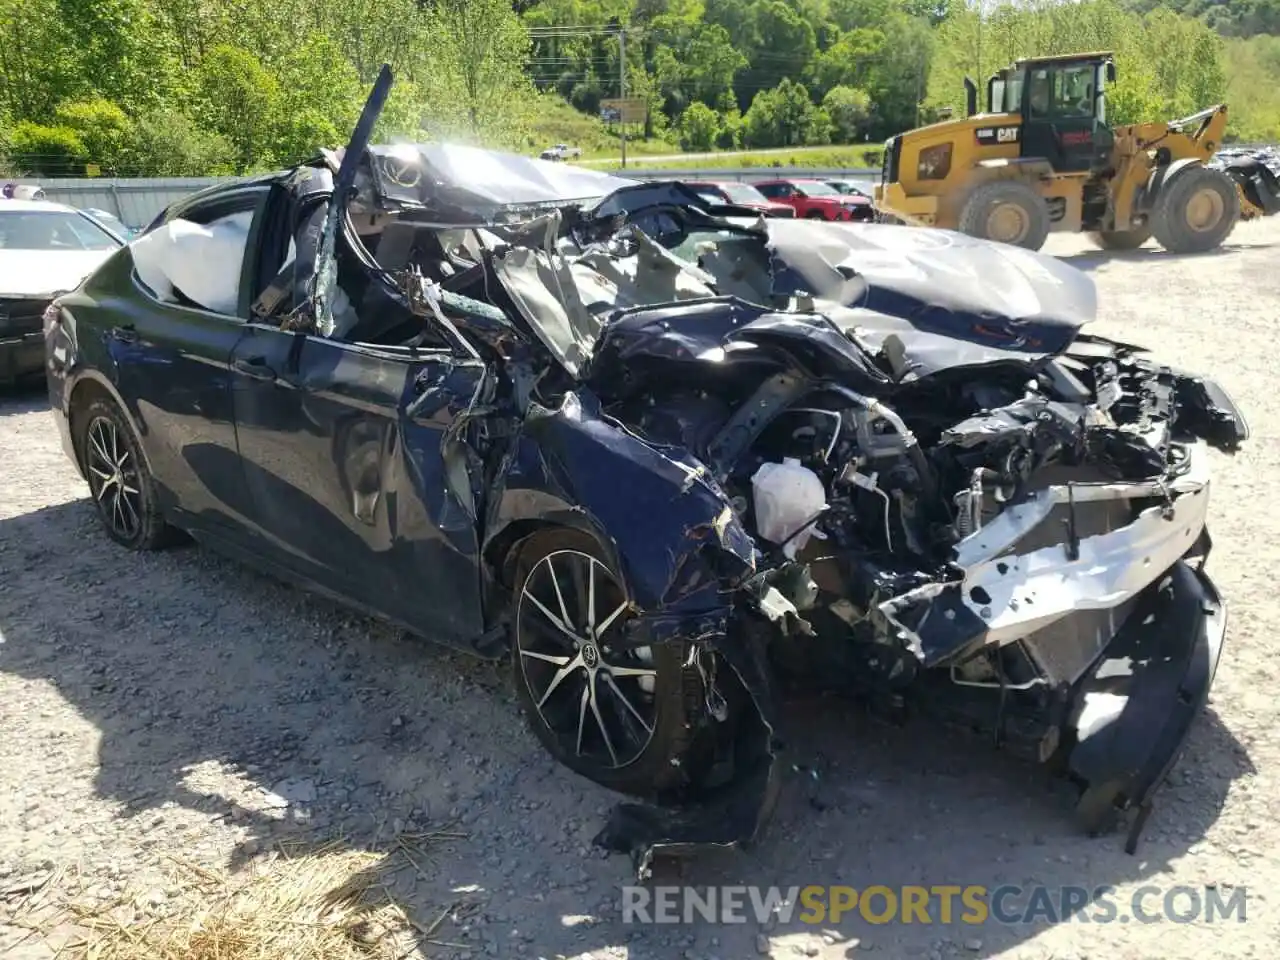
[916, 54, 924, 127]
[618, 27, 627, 169]
[975, 0, 984, 84]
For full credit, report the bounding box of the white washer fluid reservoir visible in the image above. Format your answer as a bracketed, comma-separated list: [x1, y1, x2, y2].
[751, 457, 827, 559]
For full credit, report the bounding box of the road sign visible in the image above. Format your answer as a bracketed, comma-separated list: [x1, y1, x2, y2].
[600, 97, 646, 124]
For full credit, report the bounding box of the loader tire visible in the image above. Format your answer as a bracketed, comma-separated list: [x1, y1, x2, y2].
[957, 181, 1051, 250]
[1150, 165, 1239, 254]
[1088, 227, 1152, 251]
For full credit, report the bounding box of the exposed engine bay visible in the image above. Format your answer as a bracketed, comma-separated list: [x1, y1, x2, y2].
[252, 124, 1246, 878]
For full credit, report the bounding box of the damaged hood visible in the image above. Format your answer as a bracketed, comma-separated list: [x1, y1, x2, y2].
[762, 218, 1097, 378]
[492, 204, 1099, 383]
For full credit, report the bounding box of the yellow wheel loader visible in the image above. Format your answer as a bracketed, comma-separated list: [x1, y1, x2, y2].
[873, 51, 1280, 252]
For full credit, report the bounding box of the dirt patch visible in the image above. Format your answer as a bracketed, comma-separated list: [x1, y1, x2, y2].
[3, 222, 1280, 959]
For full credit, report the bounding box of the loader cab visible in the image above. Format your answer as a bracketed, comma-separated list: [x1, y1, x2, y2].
[990, 53, 1117, 174]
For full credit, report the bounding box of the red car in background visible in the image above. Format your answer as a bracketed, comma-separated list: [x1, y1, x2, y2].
[681, 180, 797, 218]
[752, 178, 875, 221]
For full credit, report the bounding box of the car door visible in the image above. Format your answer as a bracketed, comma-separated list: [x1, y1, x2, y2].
[111, 184, 268, 541]
[229, 319, 489, 646]
[768, 182, 803, 215]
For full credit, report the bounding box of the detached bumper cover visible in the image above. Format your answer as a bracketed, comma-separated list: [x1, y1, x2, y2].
[884, 442, 1213, 666]
[1068, 558, 1226, 848]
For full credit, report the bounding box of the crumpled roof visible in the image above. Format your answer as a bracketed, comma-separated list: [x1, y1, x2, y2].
[367, 143, 640, 211]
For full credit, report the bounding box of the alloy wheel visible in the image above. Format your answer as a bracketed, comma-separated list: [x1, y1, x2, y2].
[85, 415, 142, 541]
[516, 549, 659, 769]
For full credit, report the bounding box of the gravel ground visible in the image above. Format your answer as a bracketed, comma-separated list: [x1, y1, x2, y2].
[3, 221, 1280, 960]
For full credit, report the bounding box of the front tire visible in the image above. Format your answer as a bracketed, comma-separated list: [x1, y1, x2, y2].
[1151, 165, 1240, 254]
[510, 529, 701, 798]
[958, 180, 1051, 250]
[75, 396, 180, 550]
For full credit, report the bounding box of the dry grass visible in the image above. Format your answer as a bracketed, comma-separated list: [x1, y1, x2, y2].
[13, 831, 466, 960]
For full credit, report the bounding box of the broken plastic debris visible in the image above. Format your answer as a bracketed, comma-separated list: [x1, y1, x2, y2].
[262, 777, 317, 809]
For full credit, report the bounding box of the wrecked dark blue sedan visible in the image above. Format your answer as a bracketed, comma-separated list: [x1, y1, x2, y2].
[44, 68, 1249, 877]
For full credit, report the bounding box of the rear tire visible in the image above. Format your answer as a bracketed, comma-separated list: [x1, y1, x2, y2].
[1150, 165, 1239, 254]
[1088, 227, 1152, 251]
[805, 210, 827, 220]
[510, 529, 705, 799]
[957, 180, 1052, 250]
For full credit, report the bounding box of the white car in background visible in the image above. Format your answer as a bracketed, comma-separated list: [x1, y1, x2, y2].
[539, 142, 583, 161]
[1, 198, 125, 384]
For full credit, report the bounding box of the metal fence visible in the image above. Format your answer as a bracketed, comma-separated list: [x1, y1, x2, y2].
[9, 177, 230, 228]
[11, 167, 878, 229]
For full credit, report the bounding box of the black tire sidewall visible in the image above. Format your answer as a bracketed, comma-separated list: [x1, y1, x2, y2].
[1151, 166, 1240, 254]
[958, 181, 1051, 250]
[509, 528, 699, 799]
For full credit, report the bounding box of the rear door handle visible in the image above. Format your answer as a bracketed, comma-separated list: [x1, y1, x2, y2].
[110, 324, 136, 344]
[233, 356, 277, 382]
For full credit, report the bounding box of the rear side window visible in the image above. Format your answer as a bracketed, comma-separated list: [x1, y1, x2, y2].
[131, 189, 266, 317]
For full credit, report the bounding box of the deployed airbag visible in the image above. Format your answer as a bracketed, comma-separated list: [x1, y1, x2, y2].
[131, 212, 253, 314]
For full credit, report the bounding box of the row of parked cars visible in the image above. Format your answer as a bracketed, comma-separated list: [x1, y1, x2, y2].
[681, 176, 878, 221]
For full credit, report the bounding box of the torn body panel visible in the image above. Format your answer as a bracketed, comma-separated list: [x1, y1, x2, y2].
[482, 387, 781, 874]
[229, 328, 489, 644]
[886, 441, 1212, 667]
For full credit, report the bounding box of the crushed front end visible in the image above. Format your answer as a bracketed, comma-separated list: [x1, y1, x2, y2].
[532, 215, 1249, 873]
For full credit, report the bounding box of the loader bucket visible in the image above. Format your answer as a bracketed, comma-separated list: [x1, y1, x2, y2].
[1226, 156, 1280, 218]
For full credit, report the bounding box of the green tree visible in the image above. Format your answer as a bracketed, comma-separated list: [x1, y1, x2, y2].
[425, 0, 534, 142]
[708, 0, 818, 111]
[272, 34, 363, 162]
[810, 28, 886, 99]
[52, 98, 132, 173]
[679, 101, 721, 150]
[5, 121, 86, 176]
[823, 85, 873, 142]
[742, 78, 827, 147]
[865, 12, 933, 135]
[124, 109, 235, 176]
[0, 0, 81, 120]
[53, 0, 180, 113]
[193, 45, 280, 171]
[685, 24, 748, 108]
